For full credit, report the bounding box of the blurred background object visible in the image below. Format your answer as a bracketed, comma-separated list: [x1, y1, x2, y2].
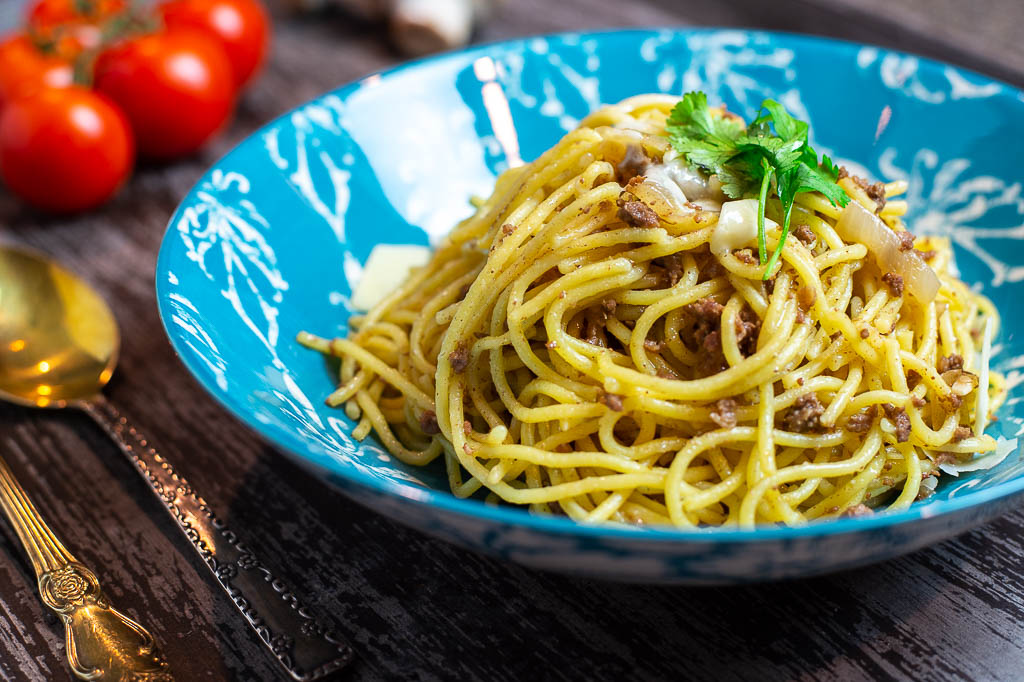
[280, 0, 499, 55]
[2, 0, 1023, 81]
[281, 0, 1022, 82]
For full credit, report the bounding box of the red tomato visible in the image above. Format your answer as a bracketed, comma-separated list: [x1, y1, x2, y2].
[159, 0, 270, 88]
[0, 35, 73, 112]
[0, 87, 134, 213]
[25, 0, 126, 60]
[93, 29, 235, 160]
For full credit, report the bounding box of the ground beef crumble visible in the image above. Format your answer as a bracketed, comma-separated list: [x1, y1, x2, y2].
[840, 504, 873, 518]
[735, 307, 761, 356]
[953, 426, 973, 442]
[896, 230, 915, 251]
[684, 298, 724, 345]
[882, 403, 912, 443]
[643, 338, 663, 352]
[682, 298, 726, 373]
[678, 299, 761, 372]
[735, 248, 757, 265]
[710, 398, 738, 429]
[663, 253, 685, 286]
[617, 195, 659, 228]
[937, 354, 964, 373]
[845, 406, 877, 433]
[598, 391, 624, 412]
[907, 369, 922, 389]
[852, 174, 887, 212]
[793, 224, 816, 246]
[784, 394, 825, 432]
[448, 341, 469, 373]
[419, 410, 440, 435]
[616, 144, 650, 184]
[881, 271, 904, 297]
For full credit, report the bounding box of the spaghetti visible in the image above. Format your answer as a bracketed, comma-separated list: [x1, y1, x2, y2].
[300, 94, 1007, 528]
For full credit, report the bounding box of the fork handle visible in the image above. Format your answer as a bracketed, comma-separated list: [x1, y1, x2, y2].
[0, 451, 171, 680]
[80, 395, 354, 681]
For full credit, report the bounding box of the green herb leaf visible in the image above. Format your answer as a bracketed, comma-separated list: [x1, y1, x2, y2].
[756, 99, 808, 144]
[666, 92, 850, 280]
[667, 91, 745, 143]
[820, 154, 840, 180]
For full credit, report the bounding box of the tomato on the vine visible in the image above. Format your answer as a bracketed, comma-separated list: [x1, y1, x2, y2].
[159, 0, 270, 87]
[26, 0, 126, 27]
[0, 87, 134, 213]
[25, 0, 127, 60]
[94, 28, 235, 160]
[0, 35, 72, 112]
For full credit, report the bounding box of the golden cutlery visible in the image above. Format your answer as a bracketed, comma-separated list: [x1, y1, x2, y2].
[0, 450, 171, 680]
[0, 244, 353, 680]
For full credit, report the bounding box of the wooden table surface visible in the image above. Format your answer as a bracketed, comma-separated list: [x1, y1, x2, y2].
[2, 1, 1024, 680]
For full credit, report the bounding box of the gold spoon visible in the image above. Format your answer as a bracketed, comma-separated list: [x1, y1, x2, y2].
[0, 244, 353, 680]
[0, 246, 170, 680]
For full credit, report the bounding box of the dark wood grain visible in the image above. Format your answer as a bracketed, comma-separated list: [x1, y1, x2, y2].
[1, 1, 1024, 680]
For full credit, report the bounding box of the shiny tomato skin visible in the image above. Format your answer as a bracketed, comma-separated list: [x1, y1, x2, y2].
[0, 87, 134, 213]
[159, 0, 270, 87]
[0, 35, 73, 112]
[93, 29, 235, 160]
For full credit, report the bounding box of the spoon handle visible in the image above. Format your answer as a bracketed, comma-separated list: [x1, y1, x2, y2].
[0, 449, 172, 681]
[81, 395, 354, 681]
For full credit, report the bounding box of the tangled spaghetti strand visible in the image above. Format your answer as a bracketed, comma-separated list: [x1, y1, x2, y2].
[301, 95, 1006, 528]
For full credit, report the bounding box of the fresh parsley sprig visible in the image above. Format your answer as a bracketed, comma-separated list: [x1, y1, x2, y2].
[666, 92, 849, 279]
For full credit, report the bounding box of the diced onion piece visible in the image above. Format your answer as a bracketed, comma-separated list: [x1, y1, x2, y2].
[942, 369, 979, 397]
[834, 201, 940, 303]
[351, 244, 432, 311]
[627, 177, 694, 225]
[711, 199, 776, 259]
[645, 159, 724, 204]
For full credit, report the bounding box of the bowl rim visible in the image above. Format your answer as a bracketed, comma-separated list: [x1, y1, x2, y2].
[156, 26, 1024, 544]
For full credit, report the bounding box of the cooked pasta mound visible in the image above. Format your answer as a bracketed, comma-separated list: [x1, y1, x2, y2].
[300, 94, 1007, 528]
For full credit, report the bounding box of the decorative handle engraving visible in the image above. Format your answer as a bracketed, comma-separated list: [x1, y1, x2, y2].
[81, 395, 354, 681]
[0, 452, 171, 680]
[41, 563, 172, 681]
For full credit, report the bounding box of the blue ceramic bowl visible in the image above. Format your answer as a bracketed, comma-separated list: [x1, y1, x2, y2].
[157, 29, 1024, 583]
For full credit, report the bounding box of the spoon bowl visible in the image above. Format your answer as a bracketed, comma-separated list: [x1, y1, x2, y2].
[0, 245, 118, 408]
